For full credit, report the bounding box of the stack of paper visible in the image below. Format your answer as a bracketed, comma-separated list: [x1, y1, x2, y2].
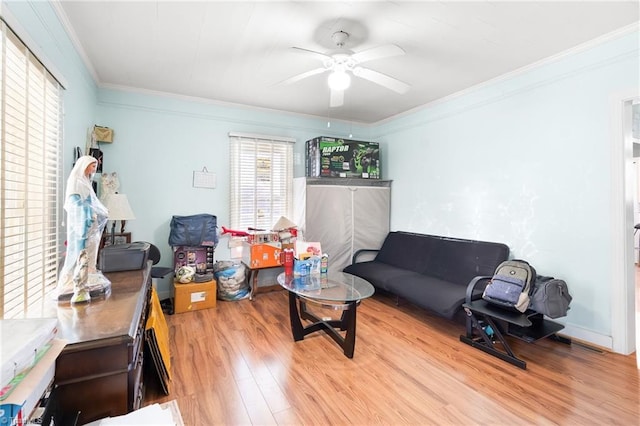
[0, 338, 66, 426]
[0, 318, 58, 399]
[85, 400, 183, 425]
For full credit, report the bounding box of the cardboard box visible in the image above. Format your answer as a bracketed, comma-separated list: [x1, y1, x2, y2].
[246, 231, 279, 245]
[173, 246, 214, 273]
[173, 280, 216, 313]
[294, 241, 322, 258]
[306, 136, 380, 178]
[242, 242, 282, 269]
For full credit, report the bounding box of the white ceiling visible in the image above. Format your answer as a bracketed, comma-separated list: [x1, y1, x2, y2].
[55, 1, 639, 124]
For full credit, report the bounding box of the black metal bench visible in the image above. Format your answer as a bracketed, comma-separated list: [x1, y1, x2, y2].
[459, 276, 571, 369]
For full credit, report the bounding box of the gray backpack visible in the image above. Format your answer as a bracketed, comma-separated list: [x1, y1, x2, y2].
[482, 259, 536, 313]
[530, 276, 572, 318]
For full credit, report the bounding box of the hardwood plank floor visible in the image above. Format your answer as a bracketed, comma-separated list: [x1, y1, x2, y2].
[145, 289, 639, 425]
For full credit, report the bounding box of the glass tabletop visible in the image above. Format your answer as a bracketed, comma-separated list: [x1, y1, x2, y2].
[277, 272, 375, 302]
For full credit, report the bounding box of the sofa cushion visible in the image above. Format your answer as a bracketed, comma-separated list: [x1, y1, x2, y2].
[344, 262, 484, 320]
[386, 273, 468, 320]
[421, 236, 508, 286]
[344, 261, 416, 292]
[374, 232, 436, 274]
[375, 232, 508, 286]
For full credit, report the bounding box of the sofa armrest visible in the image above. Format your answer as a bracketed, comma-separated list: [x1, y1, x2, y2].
[465, 275, 492, 304]
[351, 249, 380, 264]
[464, 275, 492, 338]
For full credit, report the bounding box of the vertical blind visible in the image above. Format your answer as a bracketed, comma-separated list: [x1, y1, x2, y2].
[1, 20, 62, 318]
[229, 133, 294, 230]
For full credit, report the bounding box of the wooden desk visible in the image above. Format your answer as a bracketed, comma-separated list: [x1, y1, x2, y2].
[42, 263, 152, 424]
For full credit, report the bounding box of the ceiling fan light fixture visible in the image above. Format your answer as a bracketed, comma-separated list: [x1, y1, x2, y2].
[328, 70, 351, 91]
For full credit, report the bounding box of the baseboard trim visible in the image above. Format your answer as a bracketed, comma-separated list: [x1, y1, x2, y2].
[560, 324, 613, 352]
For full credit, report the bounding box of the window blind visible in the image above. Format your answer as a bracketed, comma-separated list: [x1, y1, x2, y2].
[229, 133, 294, 230]
[1, 21, 62, 318]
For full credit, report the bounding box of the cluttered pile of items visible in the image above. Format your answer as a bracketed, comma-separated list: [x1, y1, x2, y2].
[285, 241, 328, 277]
[220, 216, 330, 284]
[169, 214, 219, 313]
[220, 216, 299, 269]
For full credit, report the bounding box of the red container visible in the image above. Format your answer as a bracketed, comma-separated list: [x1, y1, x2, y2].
[283, 248, 294, 275]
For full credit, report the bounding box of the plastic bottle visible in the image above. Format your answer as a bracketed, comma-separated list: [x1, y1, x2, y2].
[283, 248, 294, 275]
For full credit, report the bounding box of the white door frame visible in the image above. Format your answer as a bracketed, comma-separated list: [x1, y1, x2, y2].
[610, 90, 639, 356]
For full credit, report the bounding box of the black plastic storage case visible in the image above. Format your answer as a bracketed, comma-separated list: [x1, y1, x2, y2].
[99, 242, 150, 273]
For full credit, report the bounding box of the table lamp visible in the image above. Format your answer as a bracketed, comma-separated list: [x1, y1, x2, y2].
[103, 193, 136, 245]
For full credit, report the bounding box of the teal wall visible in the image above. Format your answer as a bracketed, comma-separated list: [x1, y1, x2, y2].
[375, 31, 639, 342]
[94, 89, 369, 294]
[4, 1, 639, 349]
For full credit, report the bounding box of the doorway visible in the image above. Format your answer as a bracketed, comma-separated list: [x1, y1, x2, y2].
[633, 157, 640, 263]
[621, 96, 640, 368]
[611, 92, 638, 365]
[633, 101, 640, 368]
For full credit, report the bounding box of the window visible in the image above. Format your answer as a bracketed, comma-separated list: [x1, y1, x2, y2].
[229, 133, 294, 230]
[1, 20, 63, 318]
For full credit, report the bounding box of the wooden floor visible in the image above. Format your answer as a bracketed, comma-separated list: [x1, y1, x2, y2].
[144, 289, 639, 425]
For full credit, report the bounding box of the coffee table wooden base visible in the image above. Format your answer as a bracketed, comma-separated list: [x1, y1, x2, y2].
[287, 291, 359, 358]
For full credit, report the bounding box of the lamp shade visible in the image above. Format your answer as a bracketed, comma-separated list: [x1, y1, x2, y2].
[104, 193, 135, 221]
[327, 70, 351, 91]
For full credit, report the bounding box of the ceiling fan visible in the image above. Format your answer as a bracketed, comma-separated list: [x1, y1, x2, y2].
[280, 30, 410, 107]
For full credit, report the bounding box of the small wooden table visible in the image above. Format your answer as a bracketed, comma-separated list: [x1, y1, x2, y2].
[245, 263, 283, 300]
[277, 272, 374, 358]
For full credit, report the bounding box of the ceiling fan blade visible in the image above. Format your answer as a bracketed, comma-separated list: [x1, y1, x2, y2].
[351, 44, 405, 64]
[353, 67, 410, 94]
[330, 89, 344, 108]
[278, 67, 327, 86]
[291, 47, 333, 63]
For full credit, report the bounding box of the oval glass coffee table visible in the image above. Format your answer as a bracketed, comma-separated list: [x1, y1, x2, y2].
[277, 272, 374, 358]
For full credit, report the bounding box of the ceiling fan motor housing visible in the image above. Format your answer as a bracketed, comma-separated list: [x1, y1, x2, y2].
[331, 30, 349, 47]
[325, 53, 356, 71]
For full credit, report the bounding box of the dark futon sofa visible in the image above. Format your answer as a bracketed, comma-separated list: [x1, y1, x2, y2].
[343, 231, 509, 321]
